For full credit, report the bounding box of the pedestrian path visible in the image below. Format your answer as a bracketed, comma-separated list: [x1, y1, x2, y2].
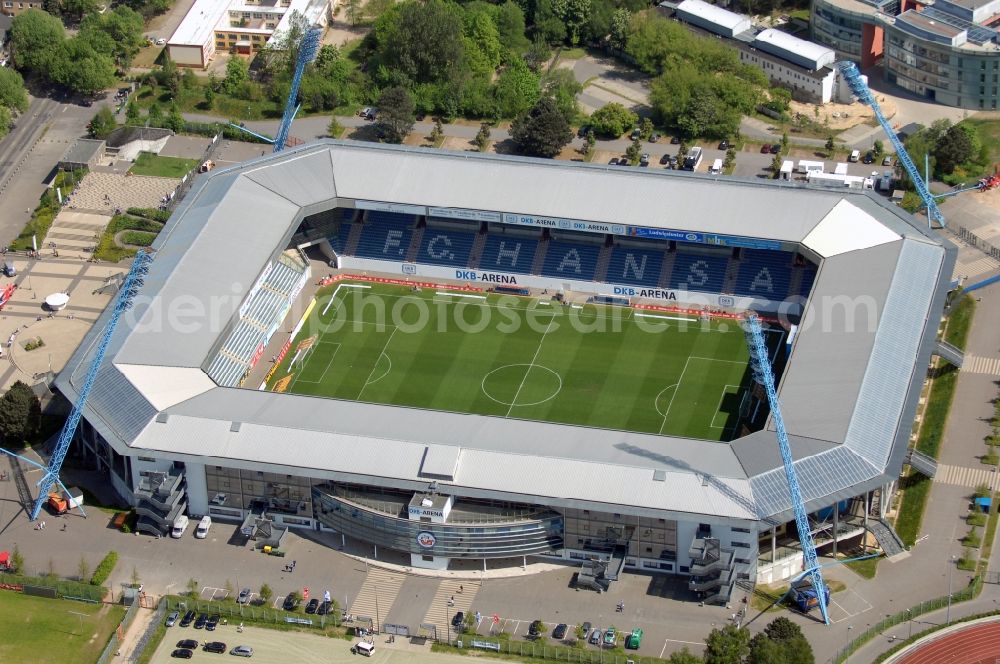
[954, 253, 1000, 281]
[421, 579, 480, 642]
[936, 463, 1000, 489]
[46, 210, 107, 258]
[962, 353, 1000, 376]
[349, 567, 405, 629]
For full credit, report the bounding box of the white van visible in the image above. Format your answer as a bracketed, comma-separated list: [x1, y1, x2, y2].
[195, 515, 211, 539]
[170, 514, 189, 538]
[709, 158, 723, 175]
[849, 149, 860, 162]
[352, 642, 375, 656]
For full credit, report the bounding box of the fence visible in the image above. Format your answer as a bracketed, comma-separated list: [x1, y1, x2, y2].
[129, 597, 167, 663]
[95, 598, 141, 664]
[452, 638, 660, 663]
[0, 572, 105, 602]
[952, 224, 1000, 262]
[832, 575, 983, 663]
[164, 596, 341, 629]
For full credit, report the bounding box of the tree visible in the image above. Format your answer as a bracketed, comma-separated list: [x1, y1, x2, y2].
[704, 624, 750, 664]
[0, 67, 28, 116]
[781, 131, 788, 151]
[222, 56, 249, 97]
[327, 115, 344, 137]
[667, 649, 703, 664]
[934, 124, 975, 174]
[610, 8, 631, 51]
[494, 59, 540, 118]
[764, 617, 802, 642]
[541, 68, 581, 124]
[130, 566, 141, 588]
[9, 9, 65, 73]
[125, 101, 141, 125]
[771, 152, 782, 177]
[347, 0, 362, 25]
[166, 104, 185, 132]
[589, 102, 637, 138]
[185, 578, 198, 598]
[375, 86, 415, 143]
[474, 122, 491, 151]
[203, 86, 215, 110]
[50, 39, 116, 96]
[748, 617, 814, 664]
[639, 117, 653, 140]
[372, 0, 465, 85]
[825, 136, 835, 152]
[0, 108, 11, 140]
[873, 139, 884, 157]
[626, 138, 641, 165]
[510, 96, 572, 158]
[63, 0, 102, 20]
[552, 0, 591, 45]
[11, 545, 24, 574]
[77, 556, 90, 583]
[0, 381, 41, 447]
[495, 1, 530, 56]
[79, 6, 145, 69]
[88, 107, 116, 139]
[259, 583, 273, 605]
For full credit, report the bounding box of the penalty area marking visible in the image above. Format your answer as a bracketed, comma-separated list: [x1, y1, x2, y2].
[320, 283, 371, 317]
[710, 384, 741, 429]
[294, 342, 342, 386]
[434, 292, 486, 299]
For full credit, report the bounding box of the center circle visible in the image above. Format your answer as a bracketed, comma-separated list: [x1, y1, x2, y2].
[482, 364, 563, 407]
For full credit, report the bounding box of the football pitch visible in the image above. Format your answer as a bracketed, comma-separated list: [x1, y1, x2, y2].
[267, 282, 769, 441]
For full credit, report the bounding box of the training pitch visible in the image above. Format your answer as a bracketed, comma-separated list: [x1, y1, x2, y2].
[266, 282, 766, 441]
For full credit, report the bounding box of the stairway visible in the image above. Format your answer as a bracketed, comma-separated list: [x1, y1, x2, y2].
[869, 518, 906, 557]
[345, 224, 364, 255]
[422, 579, 481, 642]
[722, 258, 740, 293]
[349, 568, 406, 631]
[657, 251, 677, 288]
[594, 244, 613, 283]
[468, 230, 488, 269]
[406, 226, 425, 263]
[530, 238, 549, 275]
[907, 449, 938, 478]
[788, 267, 805, 298]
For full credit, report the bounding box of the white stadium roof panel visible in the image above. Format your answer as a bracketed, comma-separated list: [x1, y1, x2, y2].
[802, 199, 901, 257]
[117, 364, 217, 411]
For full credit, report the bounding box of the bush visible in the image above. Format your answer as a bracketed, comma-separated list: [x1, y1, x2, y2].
[126, 207, 171, 222]
[90, 551, 118, 586]
[962, 529, 982, 548]
[120, 231, 156, 247]
[969, 511, 988, 527]
[588, 103, 637, 138]
[982, 453, 998, 466]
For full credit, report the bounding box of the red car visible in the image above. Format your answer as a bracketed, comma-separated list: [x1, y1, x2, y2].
[760, 144, 771, 153]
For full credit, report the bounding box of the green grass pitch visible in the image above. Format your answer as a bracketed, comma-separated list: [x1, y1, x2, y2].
[0, 592, 126, 664]
[267, 282, 761, 441]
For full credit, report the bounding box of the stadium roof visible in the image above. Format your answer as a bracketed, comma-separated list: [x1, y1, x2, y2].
[56, 141, 954, 524]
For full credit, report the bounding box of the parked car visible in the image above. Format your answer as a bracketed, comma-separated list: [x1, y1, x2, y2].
[625, 627, 644, 650]
[581, 622, 592, 638]
[639, 153, 650, 167]
[883, 155, 893, 166]
[589, 628, 602, 645]
[608, 158, 619, 165]
[282, 594, 300, 611]
[629, 128, 641, 140]
[177, 640, 198, 650]
[668, 155, 679, 167]
[528, 619, 544, 639]
[230, 645, 254, 657]
[617, 155, 629, 165]
[165, 611, 179, 627]
[170, 649, 193, 659]
[659, 154, 671, 165]
[552, 623, 568, 640]
[206, 614, 220, 631]
[769, 144, 781, 154]
[760, 144, 772, 154]
[670, 135, 680, 144]
[305, 598, 319, 614]
[179, 611, 195, 628]
[649, 132, 660, 143]
[863, 151, 875, 164]
[603, 627, 617, 646]
[452, 611, 465, 627]
[203, 641, 227, 653]
[317, 600, 331, 615]
[237, 588, 252, 604]
[718, 139, 730, 150]
[194, 613, 208, 629]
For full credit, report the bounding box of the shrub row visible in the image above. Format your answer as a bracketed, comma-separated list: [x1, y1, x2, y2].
[126, 207, 171, 223]
[90, 551, 118, 586]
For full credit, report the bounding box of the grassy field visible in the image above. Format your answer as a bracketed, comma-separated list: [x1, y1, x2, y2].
[128, 152, 199, 179]
[267, 282, 765, 440]
[0, 592, 125, 664]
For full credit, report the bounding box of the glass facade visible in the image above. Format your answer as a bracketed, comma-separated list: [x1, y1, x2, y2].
[205, 465, 313, 517]
[312, 484, 564, 558]
[812, 1, 866, 56]
[885, 29, 1000, 108]
[562, 507, 678, 561]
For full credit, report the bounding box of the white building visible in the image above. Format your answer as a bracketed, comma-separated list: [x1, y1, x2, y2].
[168, 0, 331, 68]
[675, 0, 752, 38]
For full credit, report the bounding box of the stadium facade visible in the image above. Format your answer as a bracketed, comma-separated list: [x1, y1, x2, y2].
[57, 142, 954, 602]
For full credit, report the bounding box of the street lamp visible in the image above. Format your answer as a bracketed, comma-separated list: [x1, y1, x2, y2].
[947, 554, 957, 624]
[907, 608, 913, 640]
[844, 624, 853, 663]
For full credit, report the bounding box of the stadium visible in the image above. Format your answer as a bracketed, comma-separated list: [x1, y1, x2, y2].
[57, 141, 954, 604]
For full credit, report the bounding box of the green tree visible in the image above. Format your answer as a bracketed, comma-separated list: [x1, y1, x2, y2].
[552, 0, 591, 45]
[825, 136, 835, 152]
[375, 85, 415, 143]
[77, 556, 90, 583]
[764, 617, 802, 642]
[704, 625, 750, 664]
[10, 545, 24, 574]
[88, 106, 117, 139]
[463, 7, 502, 75]
[347, 0, 362, 25]
[222, 56, 249, 97]
[676, 86, 741, 139]
[185, 578, 198, 598]
[934, 124, 975, 174]
[589, 102, 637, 138]
[0, 381, 41, 447]
[79, 7, 145, 69]
[610, 8, 631, 51]
[626, 138, 641, 165]
[747, 633, 784, 664]
[166, 103, 185, 132]
[667, 648, 703, 664]
[259, 583, 273, 605]
[495, 1, 530, 56]
[781, 131, 788, 151]
[771, 152, 782, 176]
[0, 67, 28, 116]
[50, 38, 116, 96]
[130, 566, 141, 588]
[494, 58, 540, 118]
[474, 122, 491, 151]
[541, 68, 581, 124]
[510, 95, 572, 158]
[327, 115, 344, 137]
[203, 86, 215, 110]
[63, 0, 101, 20]
[125, 100, 141, 125]
[764, 87, 791, 115]
[10, 9, 65, 73]
[640, 117, 654, 140]
[373, 0, 465, 85]
[429, 117, 444, 144]
[0, 107, 11, 139]
[873, 139, 884, 156]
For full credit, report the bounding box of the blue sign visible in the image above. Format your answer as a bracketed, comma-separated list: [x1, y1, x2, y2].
[629, 227, 704, 242]
[704, 234, 783, 250]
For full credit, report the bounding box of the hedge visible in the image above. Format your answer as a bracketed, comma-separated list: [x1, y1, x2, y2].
[90, 551, 118, 586]
[126, 208, 171, 223]
[0, 572, 106, 601]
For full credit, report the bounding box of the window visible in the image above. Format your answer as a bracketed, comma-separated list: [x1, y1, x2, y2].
[230, 34, 238, 40]
[422, 555, 434, 562]
[138, 456, 156, 462]
[732, 527, 751, 534]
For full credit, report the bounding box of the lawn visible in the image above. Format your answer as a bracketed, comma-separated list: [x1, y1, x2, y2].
[128, 152, 200, 179]
[0, 592, 125, 664]
[268, 282, 767, 440]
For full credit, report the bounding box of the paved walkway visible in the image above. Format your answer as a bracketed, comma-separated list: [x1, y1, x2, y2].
[68, 171, 179, 213]
[935, 463, 1000, 489]
[46, 210, 106, 259]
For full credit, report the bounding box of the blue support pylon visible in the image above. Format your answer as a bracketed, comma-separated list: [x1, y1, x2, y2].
[743, 313, 831, 624]
[273, 27, 322, 153]
[28, 250, 154, 521]
[838, 61, 944, 228]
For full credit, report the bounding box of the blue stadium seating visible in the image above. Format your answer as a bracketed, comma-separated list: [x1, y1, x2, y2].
[541, 240, 601, 281]
[329, 223, 353, 254]
[479, 235, 538, 274]
[416, 228, 477, 267]
[733, 250, 793, 300]
[354, 212, 414, 260]
[606, 245, 665, 288]
[667, 252, 728, 293]
[797, 265, 817, 298]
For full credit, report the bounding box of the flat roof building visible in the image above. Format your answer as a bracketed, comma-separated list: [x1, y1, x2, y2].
[675, 0, 752, 37]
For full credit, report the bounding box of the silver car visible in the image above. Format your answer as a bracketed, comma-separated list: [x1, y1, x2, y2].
[230, 645, 253, 657]
[165, 610, 179, 627]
